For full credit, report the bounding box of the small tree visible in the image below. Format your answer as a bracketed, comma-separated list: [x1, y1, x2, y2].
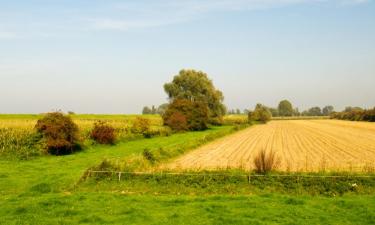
[248, 104, 272, 123]
[90, 121, 116, 144]
[35, 112, 80, 155]
[131, 117, 151, 135]
[322, 105, 334, 116]
[157, 103, 169, 115]
[278, 100, 293, 117]
[142, 106, 152, 115]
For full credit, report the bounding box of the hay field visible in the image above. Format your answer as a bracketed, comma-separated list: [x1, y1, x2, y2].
[168, 120, 375, 172]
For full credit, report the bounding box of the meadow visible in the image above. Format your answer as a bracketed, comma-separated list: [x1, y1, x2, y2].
[1, 114, 375, 224]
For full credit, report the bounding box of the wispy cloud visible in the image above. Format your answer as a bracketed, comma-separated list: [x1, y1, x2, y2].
[88, 0, 370, 31]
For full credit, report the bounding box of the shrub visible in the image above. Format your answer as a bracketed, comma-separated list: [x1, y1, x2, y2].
[330, 107, 375, 122]
[131, 117, 151, 136]
[35, 112, 80, 155]
[165, 112, 188, 131]
[142, 148, 156, 164]
[248, 104, 272, 123]
[90, 121, 116, 144]
[163, 99, 209, 131]
[253, 149, 280, 174]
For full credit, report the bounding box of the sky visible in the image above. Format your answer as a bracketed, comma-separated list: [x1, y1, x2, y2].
[0, 0, 374, 114]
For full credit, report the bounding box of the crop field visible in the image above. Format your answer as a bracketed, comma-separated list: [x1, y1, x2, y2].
[168, 120, 375, 172]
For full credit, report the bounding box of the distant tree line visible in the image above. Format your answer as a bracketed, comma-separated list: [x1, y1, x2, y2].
[245, 100, 335, 118]
[142, 104, 169, 115]
[331, 106, 375, 122]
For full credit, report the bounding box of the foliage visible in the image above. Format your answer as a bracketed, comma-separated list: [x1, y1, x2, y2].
[164, 69, 226, 120]
[278, 100, 294, 117]
[302, 106, 323, 116]
[143, 148, 156, 163]
[157, 103, 169, 115]
[253, 149, 281, 174]
[35, 112, 81, 155]
[131, 117, 151, 136]
[90, 121, 116, 144]
[164, 111, 188, 131]
[269, 107, 279, 117]
[331, 107, 375, 122]
[322, 105, 334, 116]
[163, 99, 209, 131]
[142, 106, 152, 114]
[248, 104, 272, 123]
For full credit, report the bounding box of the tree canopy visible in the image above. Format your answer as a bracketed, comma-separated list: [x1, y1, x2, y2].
[248, 103, 272, 123]
[164, 69, 226, 119]
[278, 100, 293, 117]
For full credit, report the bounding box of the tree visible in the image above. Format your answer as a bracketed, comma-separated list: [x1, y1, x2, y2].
[307, 107, 322, 116]
[142, 106, 152, 115]
[322, 105, 334, 116]
[151, 105, 157, 114]
[269, 108, 279, 117]
[278, 100, 293, 117]
[164, 69, 226, 120]
[163, 99, 209, 131]
[236, 109, 241, 114]
[248, 103, 272, 123]
[157, 103, 169, 115]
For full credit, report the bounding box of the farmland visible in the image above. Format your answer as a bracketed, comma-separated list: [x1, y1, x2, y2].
[0, 115, 375, 224]
[168, 120, 375, 172]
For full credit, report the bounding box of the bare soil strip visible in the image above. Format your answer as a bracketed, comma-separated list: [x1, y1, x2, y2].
[167, 120, 375, 172]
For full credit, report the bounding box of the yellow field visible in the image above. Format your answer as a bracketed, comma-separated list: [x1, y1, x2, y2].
[168, 120, 375, 172]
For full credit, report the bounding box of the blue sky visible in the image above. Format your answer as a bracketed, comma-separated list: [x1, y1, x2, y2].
[1, 0, 374, 114]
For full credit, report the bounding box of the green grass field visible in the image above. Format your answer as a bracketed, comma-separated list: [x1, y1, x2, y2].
[1, 115, 374, 224]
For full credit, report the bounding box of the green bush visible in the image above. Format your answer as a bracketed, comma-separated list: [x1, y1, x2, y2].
[248, 104, 272, 123]
[35, 112, 81, 155]
[90, 121, 116, 144]
[163, 99, 209, 131]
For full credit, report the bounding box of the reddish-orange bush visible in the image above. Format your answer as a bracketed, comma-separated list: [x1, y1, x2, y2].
[165, 111, 188, 131]
[35, 112, 80, 155]
[163, 99, 209, 131]
[90, 121, 116, 144]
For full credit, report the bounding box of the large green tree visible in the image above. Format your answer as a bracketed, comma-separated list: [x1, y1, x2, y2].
[278, 100, 293, 117]
[164, 69, 226, 119]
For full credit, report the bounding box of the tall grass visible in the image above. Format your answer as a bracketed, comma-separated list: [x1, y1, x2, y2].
[253, 149, 281, 174]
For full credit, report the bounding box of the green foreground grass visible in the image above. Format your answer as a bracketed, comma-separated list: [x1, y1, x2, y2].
[1, 125, 375, 224]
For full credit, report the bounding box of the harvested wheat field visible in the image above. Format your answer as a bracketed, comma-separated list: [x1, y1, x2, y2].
[167, 120, 375, 172]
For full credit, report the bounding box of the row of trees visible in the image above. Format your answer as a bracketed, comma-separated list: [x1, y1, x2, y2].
[142, 104, 169, 115]
[331, 107, 375, 122]
[249, 100, 335, 117]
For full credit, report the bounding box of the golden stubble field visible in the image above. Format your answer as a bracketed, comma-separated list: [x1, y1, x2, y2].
[168, 120, 375, 172]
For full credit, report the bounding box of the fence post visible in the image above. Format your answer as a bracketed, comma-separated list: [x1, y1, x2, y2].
[118, 172, 122, 182]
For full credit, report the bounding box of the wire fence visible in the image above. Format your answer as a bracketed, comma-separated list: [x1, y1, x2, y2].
[86, 170, 375, 182]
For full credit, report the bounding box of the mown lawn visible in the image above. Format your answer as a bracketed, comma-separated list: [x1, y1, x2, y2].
[0, 125, 374, 225]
